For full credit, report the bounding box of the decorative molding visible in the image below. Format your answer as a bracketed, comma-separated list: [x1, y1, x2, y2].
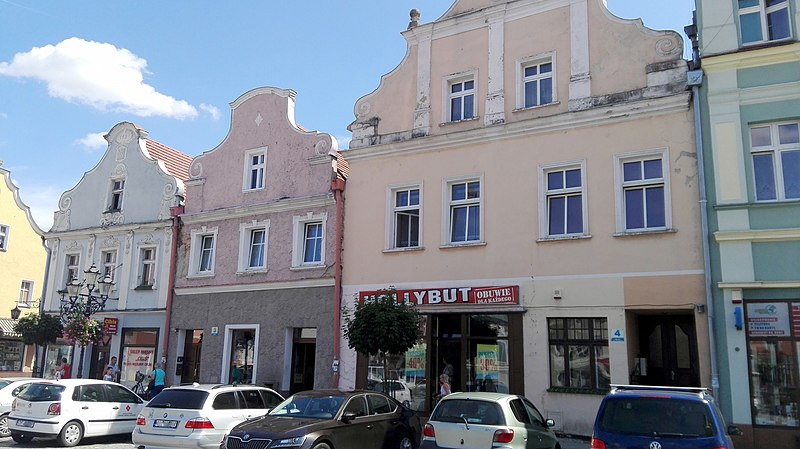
[180, 193, 336, 225]
[718, 281, 800, 289]
[125, 231, 133, 254]
[100, 211, 124, 228]
[656, 37, 681, 57]
[174, 277, 335, 296]
[714, 228, 800, 242]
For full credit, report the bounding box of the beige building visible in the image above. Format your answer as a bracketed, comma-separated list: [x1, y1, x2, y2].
[340, 0, 707, 435]
[0, 161, 46, 375]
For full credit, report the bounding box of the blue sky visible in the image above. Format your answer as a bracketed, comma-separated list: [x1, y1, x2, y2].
[0, 0, 695, 230]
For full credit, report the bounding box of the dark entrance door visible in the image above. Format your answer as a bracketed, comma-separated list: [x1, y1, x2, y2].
[182, 330, 203, 383]
[89, 344, 111, 380]
[290, 329, 316, 394]
[638, 315, 699, 386]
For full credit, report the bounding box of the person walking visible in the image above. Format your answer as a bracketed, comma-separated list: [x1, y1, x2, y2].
[106, 356, 119, 382]
[150, 362, 166, 398]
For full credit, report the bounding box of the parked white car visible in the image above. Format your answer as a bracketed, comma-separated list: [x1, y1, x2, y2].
[132, 383, 283, 449]
[8, 379, 145, 446]
[370, 380, 413, 405]
[0, 377, 38, 437]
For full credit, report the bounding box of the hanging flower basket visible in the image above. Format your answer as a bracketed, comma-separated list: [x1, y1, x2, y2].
[63, 315, 105, 347]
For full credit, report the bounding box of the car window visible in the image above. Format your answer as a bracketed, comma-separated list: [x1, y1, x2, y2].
[74, 384, 105, 402]
[367, 394, 393, 415]
[19, 383, 65, 401]
[343, 395, 368, 417]
[213, 392, 238, 410]
[105, 384, 140, 403]
[0, 380, 12, 389]
[147, 389, 209, 409]
[432, 399, 504, 426]
[12, 384, 29, 397]
[522, 398, 546, 426]
[599, 397, 716, 437]
[509, 399, 531, 424]
[259, 390, 283, 408]
[238, 389, 265, 409]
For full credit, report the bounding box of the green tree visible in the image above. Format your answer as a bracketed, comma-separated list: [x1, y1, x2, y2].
[343, 288, 421, 395]
[14, 313, 63, 377]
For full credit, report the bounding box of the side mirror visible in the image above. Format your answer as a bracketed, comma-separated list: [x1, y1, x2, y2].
[341, 411, 357, 423]
[727, 424, 743, 436]
[545, 419, 556, 428]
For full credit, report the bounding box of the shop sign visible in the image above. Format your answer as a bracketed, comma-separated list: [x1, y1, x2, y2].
[359, 286, 519, 307]
[747, 302, 791, 337]
[103, 318, 118, 335]
[404, 345, 426, 377]
[793, 303, 800, 336]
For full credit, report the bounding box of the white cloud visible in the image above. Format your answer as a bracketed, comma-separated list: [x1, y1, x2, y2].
[200, 103, 220, 121]
[336, 135, 352, 150]
[0, 37, 198, 119]
[74, 132, 107, 152]
[8, 179, 61, 232]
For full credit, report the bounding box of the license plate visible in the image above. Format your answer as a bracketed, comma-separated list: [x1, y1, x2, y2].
[16, 419, 34, 428]
[153, 419, 178, 429]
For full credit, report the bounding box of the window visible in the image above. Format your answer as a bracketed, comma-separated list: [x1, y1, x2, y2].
[189, 228, 218, 277]
[0, 224, 8, 250]
[64, 253, 80, 285]
[243, 148, 266, 191]
[738, 0, 791, 45]
[750, 122, 800, 201]
[108, 179, 125, 211]
[138, 247, 156, 288]
[541, 163, 586, 238]
[292, 214, 326, 268]
[390, 186, 420, 249]
[446, 178, 482, 244]
[448, 77, 475, 122]
[615, 151, 670, 232]
[238, 220, 269, 272]
[119, 328, 157, 384]
[548, 318, 610, 390]
[101, 250, 117, 283]
[520, 57, 554, 108]
[18, 281, 33, 306]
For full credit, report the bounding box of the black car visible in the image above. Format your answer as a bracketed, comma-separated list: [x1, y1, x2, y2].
[222, 389, 421, 449]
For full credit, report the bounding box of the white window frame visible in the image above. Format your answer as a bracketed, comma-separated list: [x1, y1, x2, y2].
[441, 175, 484, 246]
[237, 220, 270, 273]
[738, 0, 792, 45]
[0, 224, 8, 251]
[100, 249, 118, 291]
[538, 160, 588, 239]
[442, 71, 477, 123]
[749, 121, 800, 202]
[220, 324, 260, 384]
[108, 178, 125, 212]
[137, 246, 157, 289]
[64, 253, 81, 286]
[613, 149, 672, 234]
[291, 213, 327, 269]
[516, 52, 556, 110]
[188, 227, 218, 277]
[242, 147, 267, 192]
[18, 280, 33, 307]
[385, 183, 423, 250]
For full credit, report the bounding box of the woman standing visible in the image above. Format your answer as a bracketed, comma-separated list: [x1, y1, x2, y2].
[150, 362, 166, 398]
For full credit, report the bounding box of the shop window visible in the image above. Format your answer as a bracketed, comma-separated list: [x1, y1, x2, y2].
[228, 328, 257, 384]
[548, 318, 610, 391]
[0, 340, 23, 371]
[119, 329, 158, 386]
[44, 344, 73, 379]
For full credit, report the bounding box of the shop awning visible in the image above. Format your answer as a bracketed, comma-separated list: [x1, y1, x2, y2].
[0, 319, 21, 338]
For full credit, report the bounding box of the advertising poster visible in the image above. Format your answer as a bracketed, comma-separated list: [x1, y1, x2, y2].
[405, 345, 426, 378]
[476, 344, 499, 380]
[747, 302, 791, 337]
[121, 347, 155, 382]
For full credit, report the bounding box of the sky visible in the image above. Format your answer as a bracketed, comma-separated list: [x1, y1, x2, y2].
[0, 0, 695, 231]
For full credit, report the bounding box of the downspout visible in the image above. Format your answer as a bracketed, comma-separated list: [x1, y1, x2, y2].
[331, 178, 345, 389]
[162, 205, 184, 374]
[37, 235, 52, 378]
[686, 17, 719, 401]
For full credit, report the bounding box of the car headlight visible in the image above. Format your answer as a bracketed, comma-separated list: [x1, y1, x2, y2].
[271, 436, 306, 447]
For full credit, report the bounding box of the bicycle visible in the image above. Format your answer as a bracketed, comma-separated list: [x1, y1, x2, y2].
[132, 370, 150, 399]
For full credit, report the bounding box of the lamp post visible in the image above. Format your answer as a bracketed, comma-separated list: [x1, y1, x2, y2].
[10, 306, 21, 320]
[59, 264, 114, 378]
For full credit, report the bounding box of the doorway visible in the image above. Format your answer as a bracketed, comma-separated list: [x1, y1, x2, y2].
[181, 330, 203, 383]
[89, 345, 111, 380]
[290, 328, 316, 394]
[638, 314, 699, 386]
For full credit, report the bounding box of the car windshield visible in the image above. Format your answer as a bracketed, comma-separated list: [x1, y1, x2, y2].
[599, 397, 716, 437]
[0, 380, 12, 389]
[431, 399, 504, 426]
[269, 394, 346, 419]
[18, 383, 65, 401]
[147, 389, 209, 409]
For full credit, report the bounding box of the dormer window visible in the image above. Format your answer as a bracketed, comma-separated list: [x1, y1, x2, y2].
[109, 179, 125, 211]
[243, 148, 267, 191]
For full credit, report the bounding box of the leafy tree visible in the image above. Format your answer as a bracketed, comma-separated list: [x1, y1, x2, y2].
[343, 288, 421, 395]
[14, 313, 63, 377]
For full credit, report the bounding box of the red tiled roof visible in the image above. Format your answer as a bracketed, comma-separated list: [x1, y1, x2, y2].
[333, 151, 349, 181]
[145, 139, 192, 182]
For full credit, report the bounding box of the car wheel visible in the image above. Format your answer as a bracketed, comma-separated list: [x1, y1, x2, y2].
[58, 421, 83, 447]
[0, 414, 10, 438]
[11, 432, 33, 443]
[398, 434, 414, 449]
[313, 443, 332, 449]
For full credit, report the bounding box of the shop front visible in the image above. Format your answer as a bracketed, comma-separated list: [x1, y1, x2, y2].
[354, 285, 524, 413]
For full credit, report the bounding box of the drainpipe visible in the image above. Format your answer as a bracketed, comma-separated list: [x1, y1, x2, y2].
[331, 178, 345, 389]
[36, 235, 52, 378]
[162, 205, 184, 377]
[686, 18, 719, 401]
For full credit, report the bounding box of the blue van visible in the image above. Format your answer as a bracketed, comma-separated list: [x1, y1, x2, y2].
[591, 385, 741, 449]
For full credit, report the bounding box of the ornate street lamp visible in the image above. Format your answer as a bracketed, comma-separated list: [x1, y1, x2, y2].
[59, 264, 114, 378]
[10, 305, 21, 320]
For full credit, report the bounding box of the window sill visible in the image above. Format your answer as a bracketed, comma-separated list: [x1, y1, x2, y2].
[236, 269, 267, 276]
[439, 241, 486, 249]
[134, 285, 154, 291]
[383, 246, 425, 254]
[547, 387, 608, 395]
[16, 303, 32, 309]
[103, 209, 122, 214]
[290, 264, 326, 272]
[439, 116, 480, 127]
[241, 187, 265, 193]
[613, 228, 676, 237]
[537, 234, 592, 242]
[187, 273, 215, 279]
[512, 101, 560, 113]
